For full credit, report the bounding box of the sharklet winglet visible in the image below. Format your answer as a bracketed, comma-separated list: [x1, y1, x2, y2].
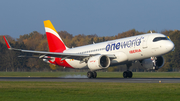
[3, 36, 12, 49]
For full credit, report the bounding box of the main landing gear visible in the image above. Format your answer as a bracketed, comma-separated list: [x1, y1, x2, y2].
[123, 71, 132, 78]
[123, 63, 133, 78]
[87, 71, 97, 78]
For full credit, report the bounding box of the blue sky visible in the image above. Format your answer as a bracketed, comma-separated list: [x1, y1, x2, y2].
[0, 0, 180, 38]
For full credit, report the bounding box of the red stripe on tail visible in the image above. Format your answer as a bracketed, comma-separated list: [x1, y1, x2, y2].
[46, 32, 66, 52]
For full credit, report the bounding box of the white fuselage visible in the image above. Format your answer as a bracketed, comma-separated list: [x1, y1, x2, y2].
[63, 33, 174, 69]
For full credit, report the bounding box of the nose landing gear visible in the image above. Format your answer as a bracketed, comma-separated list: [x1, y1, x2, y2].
[151, 57, 158, 70]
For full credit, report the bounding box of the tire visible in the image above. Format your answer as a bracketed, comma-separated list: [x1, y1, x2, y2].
[87, 71, 93, 78]
[92, 71, 97, 78]
[123, 71, 128, 78]
[128, 71, 133, 78]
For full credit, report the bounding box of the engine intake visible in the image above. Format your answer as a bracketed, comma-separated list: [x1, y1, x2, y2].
[87, 55, 110, 71]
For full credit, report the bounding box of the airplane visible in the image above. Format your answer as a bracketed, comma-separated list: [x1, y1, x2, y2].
[3, 20, 175, 78]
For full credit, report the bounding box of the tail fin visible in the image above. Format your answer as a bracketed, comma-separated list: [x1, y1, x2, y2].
[44, 20, 68, 52]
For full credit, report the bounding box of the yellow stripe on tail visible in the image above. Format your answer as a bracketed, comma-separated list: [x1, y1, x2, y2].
[44, 20, 58, 33]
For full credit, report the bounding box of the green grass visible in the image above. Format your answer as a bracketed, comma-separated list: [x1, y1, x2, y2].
[0, 72, 180, 78]
[0, 81, 180, 101]
[0, 72, 180, 101]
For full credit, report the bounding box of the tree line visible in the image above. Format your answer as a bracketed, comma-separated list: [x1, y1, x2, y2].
[0, 29, 179, 72]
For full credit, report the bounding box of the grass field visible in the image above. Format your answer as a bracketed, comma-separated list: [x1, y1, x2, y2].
[0, 72, 180, 78]
[0, 81, 180, 101]
[0, 72, 180, 101]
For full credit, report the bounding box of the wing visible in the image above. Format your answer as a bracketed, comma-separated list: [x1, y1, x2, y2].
[3, 36, 116, 60]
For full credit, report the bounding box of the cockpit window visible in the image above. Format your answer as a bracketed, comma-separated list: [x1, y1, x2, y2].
[153, 37, 169, 42]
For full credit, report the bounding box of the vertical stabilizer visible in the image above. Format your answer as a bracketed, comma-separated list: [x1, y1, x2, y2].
[44, 20, 68, 52]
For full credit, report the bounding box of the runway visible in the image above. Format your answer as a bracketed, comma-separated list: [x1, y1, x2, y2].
[0, 77, 180, 83]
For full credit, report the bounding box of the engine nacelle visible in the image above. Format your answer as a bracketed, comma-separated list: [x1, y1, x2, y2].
[87, 55, 110, 71]
[141, 56, 164, 70]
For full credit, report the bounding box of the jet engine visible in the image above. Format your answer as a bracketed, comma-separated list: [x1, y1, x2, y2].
[140, 56, 164, 70]
[87, 55, 110, 71]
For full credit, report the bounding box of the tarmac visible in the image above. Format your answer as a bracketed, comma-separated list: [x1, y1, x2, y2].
[0, 77, 180, 83]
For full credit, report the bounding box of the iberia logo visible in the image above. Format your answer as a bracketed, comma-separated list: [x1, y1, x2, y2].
[90, 60, 96, 62]
[129, 49, 141, 54]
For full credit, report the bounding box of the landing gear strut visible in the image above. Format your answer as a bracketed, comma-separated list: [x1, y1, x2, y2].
[151, 57, 158, 70]
[123, 63, 133, 78]
[87, 71, 97, 78]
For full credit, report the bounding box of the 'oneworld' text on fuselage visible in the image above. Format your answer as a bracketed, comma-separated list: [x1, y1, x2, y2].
[106, 36, 144, 51]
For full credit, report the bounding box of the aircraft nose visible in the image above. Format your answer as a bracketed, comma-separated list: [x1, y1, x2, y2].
[166, 41, 175, 51]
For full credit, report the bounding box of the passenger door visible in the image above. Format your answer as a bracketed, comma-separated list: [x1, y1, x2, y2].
[142, 36, 149, 49]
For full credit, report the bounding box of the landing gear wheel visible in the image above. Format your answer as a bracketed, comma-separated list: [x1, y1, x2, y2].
[92, 71, 97, 78]
[123, 71, 133, 78]
[87, 71, 97, 78]
[123, 71, 128, 78]
[128, 71, 132, 78]
[87, 71, 93, 78]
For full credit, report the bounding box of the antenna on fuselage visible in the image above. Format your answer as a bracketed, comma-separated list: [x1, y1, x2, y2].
[150, 30, 152, 33]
